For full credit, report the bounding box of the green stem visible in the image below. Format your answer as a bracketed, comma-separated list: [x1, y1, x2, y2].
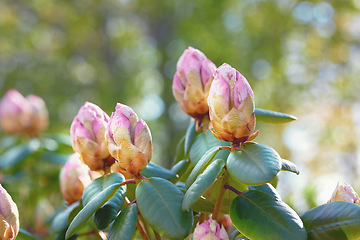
[212, 170, 229, 222]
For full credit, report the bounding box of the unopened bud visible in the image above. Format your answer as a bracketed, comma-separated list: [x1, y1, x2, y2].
[0, 185, 19, 240]
[0, 89, 48, 137]
[106, 103, 153, 177]
[328, 182, 360, 205]
[59, 153, 94, 205]
[173, 47, 216, 130]
[70, 102, 114, 171]
[208, 63, 256, 144]
[192, 217, 229, 240]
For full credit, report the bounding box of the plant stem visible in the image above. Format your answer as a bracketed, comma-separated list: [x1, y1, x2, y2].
[153, 229, 162, 240]
[136, 220, 150, 240]
[224, 184, 242, 195]
[212, 170, 229, 222]
[139, 213, 153, 240]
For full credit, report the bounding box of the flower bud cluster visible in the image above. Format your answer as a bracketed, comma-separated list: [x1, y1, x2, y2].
[70, 102, 153, 178]
[0, 89, 48, 137]
[173, 47, 256, 144]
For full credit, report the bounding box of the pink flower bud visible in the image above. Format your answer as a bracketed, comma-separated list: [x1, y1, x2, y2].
[0, 185, 19, 240]
[172, 47, 216, 126]
[328, 182, 360, 205]
[192, 217, 229, 240]
[208, 63, 256, 144]
[27, 94, 49, 137]
[106, 103, 153, 177]
[70, 102, 114, 171]
[0, 89, 48, 137]
[59, 153, 94, 205]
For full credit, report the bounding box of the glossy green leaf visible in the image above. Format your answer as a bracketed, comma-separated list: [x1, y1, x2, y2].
[189, 130, 230, 165]
[82, 173, 125, 205]
[248, 183, 281, 200]
[230, 190, 307, 240]
[171, 159, 189, 175]
[81, 173, 126, 230]
[190, 197, 214, 213]
[300, 201, 360, 239]
[52, 203, 80, 240]
[174, 136, 186, 164]
[108, 204, 138, 240]
[136, 177, 193, 240]
[0, 139, 40, 169]
[141, 161, 176, 180]
[182, 159, 225, 211]
[281, 159, 300, 175]
[65, 182, 122, 239]
[255, 108, 297, 123]
[185, 147, 221, 188]
[184, 120, 196, 156]
[227, 143, 282, 185]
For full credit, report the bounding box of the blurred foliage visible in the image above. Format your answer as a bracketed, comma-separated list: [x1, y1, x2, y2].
[1, 0, 360, 237]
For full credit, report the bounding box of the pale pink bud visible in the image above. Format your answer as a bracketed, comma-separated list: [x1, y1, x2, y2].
[192, 218, 229, 240]
[172, 47, 216, 124]
[106, 103, 153, 177]
[70, 102, 114, 171]
[26, 94, 49, 137]
[0, 185, 19, 240]
[208, 63, 256, 144]
[59, 153, 94, 205]
[0, 89, 48, 137]
[328, 182, 360, 205]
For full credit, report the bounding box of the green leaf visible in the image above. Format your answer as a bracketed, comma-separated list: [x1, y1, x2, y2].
[281, 159, 300, 175]
[141, 161, 176, 180]
[189, 130, 230, 165]
[185, 147, 221, 188]
[0, 139, 40, 169]
[65, 182, 122, 239]
[174, 136, 185, 164]
[182, 159, 225, 211]
[52, 203, 80, 240]
[300, 201, 360, 239]
[108, 204, 138, 240]
[82, 173, 126, 230]
[184, 120, 196, 157]
[255, 108, 297, 123]
[190, 197, 214, 213]
[17, 228, 39, 240]
[248, 183, 281, 200]
[136, 177, 193, 240]
[230, 190, 307, 240]
[227, 143, 282, 185]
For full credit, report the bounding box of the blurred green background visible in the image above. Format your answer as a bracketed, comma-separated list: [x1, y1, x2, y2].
[1, 0, 360, 237]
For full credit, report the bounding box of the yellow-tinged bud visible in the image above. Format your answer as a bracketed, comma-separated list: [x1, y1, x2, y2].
[106, 103, 153, 178]
[0, 185, 19, 240]
[208, 63, 256, 144]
